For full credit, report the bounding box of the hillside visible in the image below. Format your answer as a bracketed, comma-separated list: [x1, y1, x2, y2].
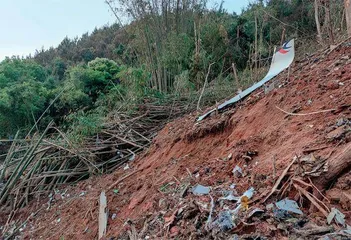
[1, 40, 350, 239]
[1, 0, 343, 139]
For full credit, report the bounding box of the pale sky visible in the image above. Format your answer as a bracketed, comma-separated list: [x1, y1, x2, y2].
[0, 0, 250, 60]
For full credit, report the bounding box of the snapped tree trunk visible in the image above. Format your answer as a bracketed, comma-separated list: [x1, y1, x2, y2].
[314, 142, 351, 190]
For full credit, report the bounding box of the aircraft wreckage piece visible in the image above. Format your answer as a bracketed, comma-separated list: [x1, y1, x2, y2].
[197, 39, 295, 121]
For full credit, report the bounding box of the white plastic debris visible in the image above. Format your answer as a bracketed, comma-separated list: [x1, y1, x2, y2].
[239, 187, 255, 203]
[128, 149, 136, 161]
[228, 187, 256, 215]
[192, 184, 210, 195]
[111, 213, 117, 220]
[275, 198, 303, 215]
[327, 208, 345, 226]
[123, 164, 130, 170]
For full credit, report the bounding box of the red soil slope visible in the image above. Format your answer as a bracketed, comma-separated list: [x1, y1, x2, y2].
[1, 45, 351, 239]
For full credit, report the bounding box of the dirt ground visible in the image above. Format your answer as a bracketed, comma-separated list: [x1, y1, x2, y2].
[1, 45, 351, 239]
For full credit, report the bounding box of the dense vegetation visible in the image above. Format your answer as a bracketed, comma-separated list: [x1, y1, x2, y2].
[0, 0, 346, 139]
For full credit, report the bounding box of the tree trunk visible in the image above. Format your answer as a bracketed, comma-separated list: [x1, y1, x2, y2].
[314, 0, 323, 43]
[254, 14, 258, 81]
[345, 0, 351, 36]
[176, 0, 180, 33]
[232, 63, 240, 91]
[315, 142, 351, 190]
[324, 0, 334, 44]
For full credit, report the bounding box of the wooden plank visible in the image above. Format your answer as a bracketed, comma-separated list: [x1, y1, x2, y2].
[99, 191, 108, 239]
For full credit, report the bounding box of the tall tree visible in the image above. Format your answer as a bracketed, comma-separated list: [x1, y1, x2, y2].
[346, 0, 351, 36]
[314, 0, 323, 43]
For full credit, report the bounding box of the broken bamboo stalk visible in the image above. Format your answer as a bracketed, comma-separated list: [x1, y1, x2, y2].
[263, 156, 297, 202]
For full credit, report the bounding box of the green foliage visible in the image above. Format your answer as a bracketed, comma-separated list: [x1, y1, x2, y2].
[0, 58, 53, 137]
[52, 58, 67, 80]
[57, 57, 121, 112]
[65, 111, 103, 143]
[0, 0, 346, 139]
[116, 66, 150, 100]
[160, 33, 193, 74]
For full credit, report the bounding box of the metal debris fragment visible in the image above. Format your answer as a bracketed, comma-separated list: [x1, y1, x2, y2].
[275, 198, 303, 215]
[213, 211, 235, 231]
[219, 192, 240, 201]
[327, 207, 345, 226]
[192, 184, 210, 195]
[247, 208, 264, 219]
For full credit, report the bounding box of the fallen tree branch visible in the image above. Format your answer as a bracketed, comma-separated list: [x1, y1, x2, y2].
[275, 106, 336, 116]
[294, 184, 329, 217]
[263, 156, 297, 202]
[107, 169, 142, 191]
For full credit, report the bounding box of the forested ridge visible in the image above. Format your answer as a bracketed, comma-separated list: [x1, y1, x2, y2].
[0, 0, 347, 140]
[1, 2, 351, 238]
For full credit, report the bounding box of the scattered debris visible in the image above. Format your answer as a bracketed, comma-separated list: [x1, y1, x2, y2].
[164, 209, 178, 228]
[240, 187, 255, 202]
[213, 211, 235, 231]
[237, 187, 255, 210]
[192, 184, 211, 195]
[327, 207, 345, 226]
[273, 208, 293, 220]
[247, 208, 264, 220]
[343, 225, 351, 235]
[128, 150, 136, 161]
[232, 165, 243, 178]
[275, 198, 303, 215]
[219, 192, 240, 201]
[206, 195, 215, 229]
[179, 183, 190, 198]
